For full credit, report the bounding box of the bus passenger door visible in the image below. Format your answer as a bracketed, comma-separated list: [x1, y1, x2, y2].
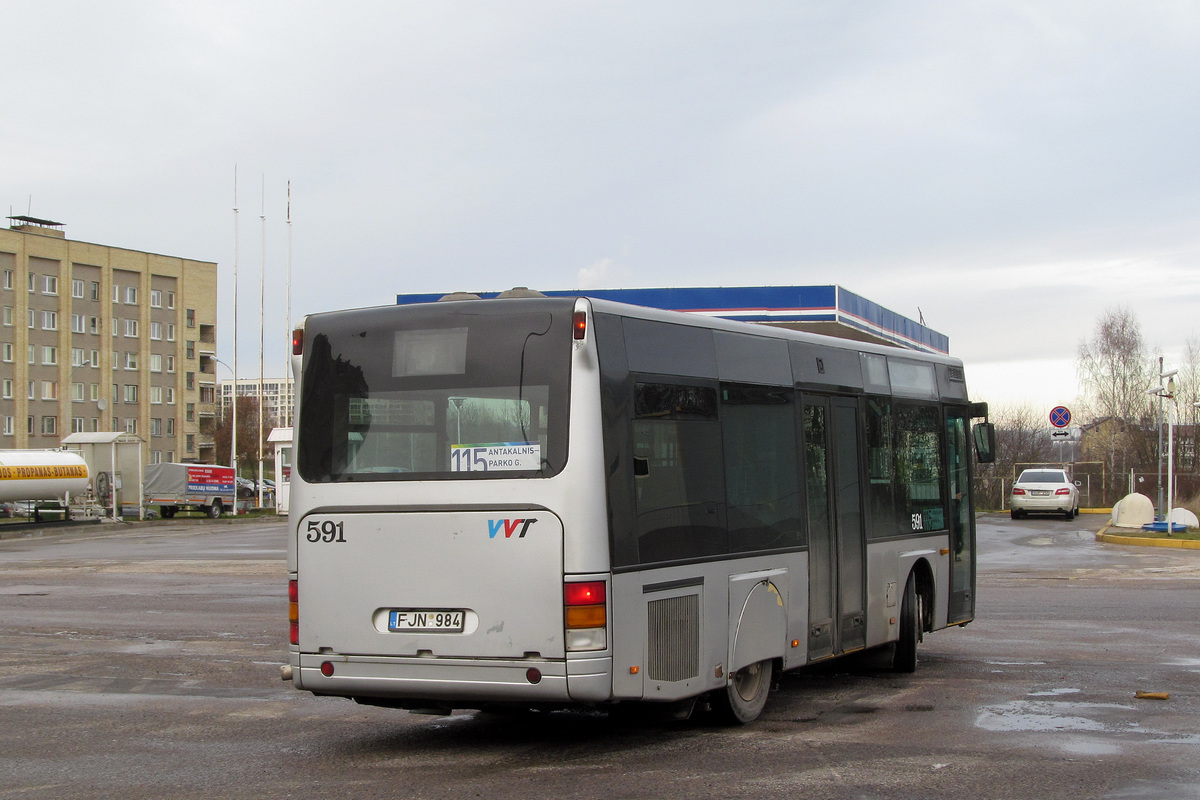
[946, 407, 976, 624]
[803, 395, 867, 661]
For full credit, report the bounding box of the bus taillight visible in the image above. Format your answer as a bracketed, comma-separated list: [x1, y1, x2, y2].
[564, 580, 607, 652]
[572, 310, 587, 340]
[292, 327, 304, 355]
[289, 579, 299, 645]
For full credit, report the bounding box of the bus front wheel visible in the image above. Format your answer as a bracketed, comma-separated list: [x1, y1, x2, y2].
[713, 658, 773, 724]
[893, 574, 922, 674]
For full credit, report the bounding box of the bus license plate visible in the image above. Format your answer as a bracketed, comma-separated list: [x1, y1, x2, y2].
[388, 610, 464, 633]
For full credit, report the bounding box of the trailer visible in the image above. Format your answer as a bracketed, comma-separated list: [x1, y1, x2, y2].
[143, 463, 235, 519]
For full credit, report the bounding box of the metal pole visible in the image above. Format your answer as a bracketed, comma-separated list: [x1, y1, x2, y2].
[230, 168, 239, 516]
[258, 176, 266, 510]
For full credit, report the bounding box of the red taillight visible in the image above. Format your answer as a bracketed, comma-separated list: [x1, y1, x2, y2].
[292, 327, 304, 355]
[572, 310, 587, 340]
[565, 581, 606, 606]
[1056, 488, 1071, 495]
[1012, 487, 1026, 495]
[288, 579, 299, 645]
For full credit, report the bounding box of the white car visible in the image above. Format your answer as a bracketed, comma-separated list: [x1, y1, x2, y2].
[1010, 468, 1080, 520]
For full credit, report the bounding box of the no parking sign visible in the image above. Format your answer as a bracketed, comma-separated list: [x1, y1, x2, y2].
[1050, 406, 1071, 428]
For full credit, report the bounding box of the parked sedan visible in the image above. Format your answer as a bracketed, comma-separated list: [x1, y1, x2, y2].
[1010, 468, 1080, 520]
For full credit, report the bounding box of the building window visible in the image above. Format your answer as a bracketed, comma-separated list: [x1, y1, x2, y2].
[90, 384, 99, 401]
[186, 341, 195, 359]
[125, 286, 138, 305]
[72, 279, 85, 298]
[186, 434, 194, 453]
[41, 381, 57, 400]
[27, 309, 34, 329]
[125, 352, 138, 370]
[27, 382, 34, 399]
[186, 372, 194, 391]
[71, 417, 85, 433]
[125, 418, 138, 434]
[124, 319, 139, 338]
[71, 348, 86, 367]
[72, 382, 85, 401]
[28, 274, 35, 293]
[167, 291, 175, 309]
[27, 345, 35, 364]
[113, 285, 120, 303]
[150, 321, 162, 340]
[124, 385, 138, 403]
[42, 311, 57, 331]
[112, 318, 119, 337]
[150, 418, 162, 437]
[91, 281, 100, 301]
[186, 403, 195, 422]
[1, 343, 11, 363]
[41, 346, 57, 365]
[90, 418, 99, 432]
[166, 355, 175, 373]
[150, 450, 162, 465]
[166, 450, 175, 461]
[166, 388, 175, 405]
[41, 416, 57, 435]
[90, 350, 100, 367]
[72, 313, 85, 334]
[186, 308, 195, 328]
[166, 323, 176, 342]
[166, 418, 175, 436]
[43, 275, 58, 295]
[2, 269, 12, 290]
[150, 354, 162, 373]
[1, 379, 11, 399]
[90, 316, 100, 334]
[2, 416, 12, 436]
[150, 386, 163, 404]
[2, 306, 11, 326]
[150, 289, 162, 308]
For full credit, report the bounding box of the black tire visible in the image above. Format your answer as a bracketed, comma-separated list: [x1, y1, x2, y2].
[713, 658, 773, 724]
[208, 500, 223, 519]
[893, 574, 920, 674]
[160, 506, 176, 519]
[1010, 509, 1020, 520]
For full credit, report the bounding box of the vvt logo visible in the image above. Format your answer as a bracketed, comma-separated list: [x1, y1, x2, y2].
[488, 518, 538, 539]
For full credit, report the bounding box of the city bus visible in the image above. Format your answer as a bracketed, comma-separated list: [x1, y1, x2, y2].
[285, 293, 995, 723]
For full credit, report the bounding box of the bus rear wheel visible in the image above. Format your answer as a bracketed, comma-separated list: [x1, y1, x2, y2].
[208, 500, 223, 519]
[713, 658, 773, 724]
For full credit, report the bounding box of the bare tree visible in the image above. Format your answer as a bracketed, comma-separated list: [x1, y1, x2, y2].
[213, 395, 275, 473]
[1076, 306, 1157, 502]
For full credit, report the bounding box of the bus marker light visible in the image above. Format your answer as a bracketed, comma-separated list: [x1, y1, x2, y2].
[320, 661, 335, 677]
[791, 640, 800, 648]
[292, 328, 304, 355]
[889, 617, 897, 625]
[941, 548, 950, 556]
[629, 666, 639, 675]
[573, 310, 587, 340]
[526, 667, 542, 684]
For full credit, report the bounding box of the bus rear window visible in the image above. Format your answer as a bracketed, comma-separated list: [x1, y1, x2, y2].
[296, 300, 574, 482]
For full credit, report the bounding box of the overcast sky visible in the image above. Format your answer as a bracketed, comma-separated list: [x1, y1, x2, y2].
[4, 2, 1198, 416]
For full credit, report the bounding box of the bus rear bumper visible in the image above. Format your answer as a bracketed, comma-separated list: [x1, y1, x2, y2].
[294, 653, 612, 706]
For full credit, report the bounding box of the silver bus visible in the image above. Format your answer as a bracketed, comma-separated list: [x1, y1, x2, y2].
[285, 294, 995, 723]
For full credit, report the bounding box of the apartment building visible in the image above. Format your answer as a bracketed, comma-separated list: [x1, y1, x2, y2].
[219, 376, 295, 429]
[0, 217, 219, 464]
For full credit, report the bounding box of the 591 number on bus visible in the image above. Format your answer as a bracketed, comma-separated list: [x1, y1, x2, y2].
[306, 520, 346, 543]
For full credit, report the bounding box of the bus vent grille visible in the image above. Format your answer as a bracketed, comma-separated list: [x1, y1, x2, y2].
[647, 594, 700, 682]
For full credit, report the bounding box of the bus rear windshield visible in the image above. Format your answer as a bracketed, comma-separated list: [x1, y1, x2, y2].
[296, 299, 574, 482]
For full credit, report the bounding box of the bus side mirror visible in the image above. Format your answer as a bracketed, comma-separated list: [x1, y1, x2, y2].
[973, 422, 996, 464]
